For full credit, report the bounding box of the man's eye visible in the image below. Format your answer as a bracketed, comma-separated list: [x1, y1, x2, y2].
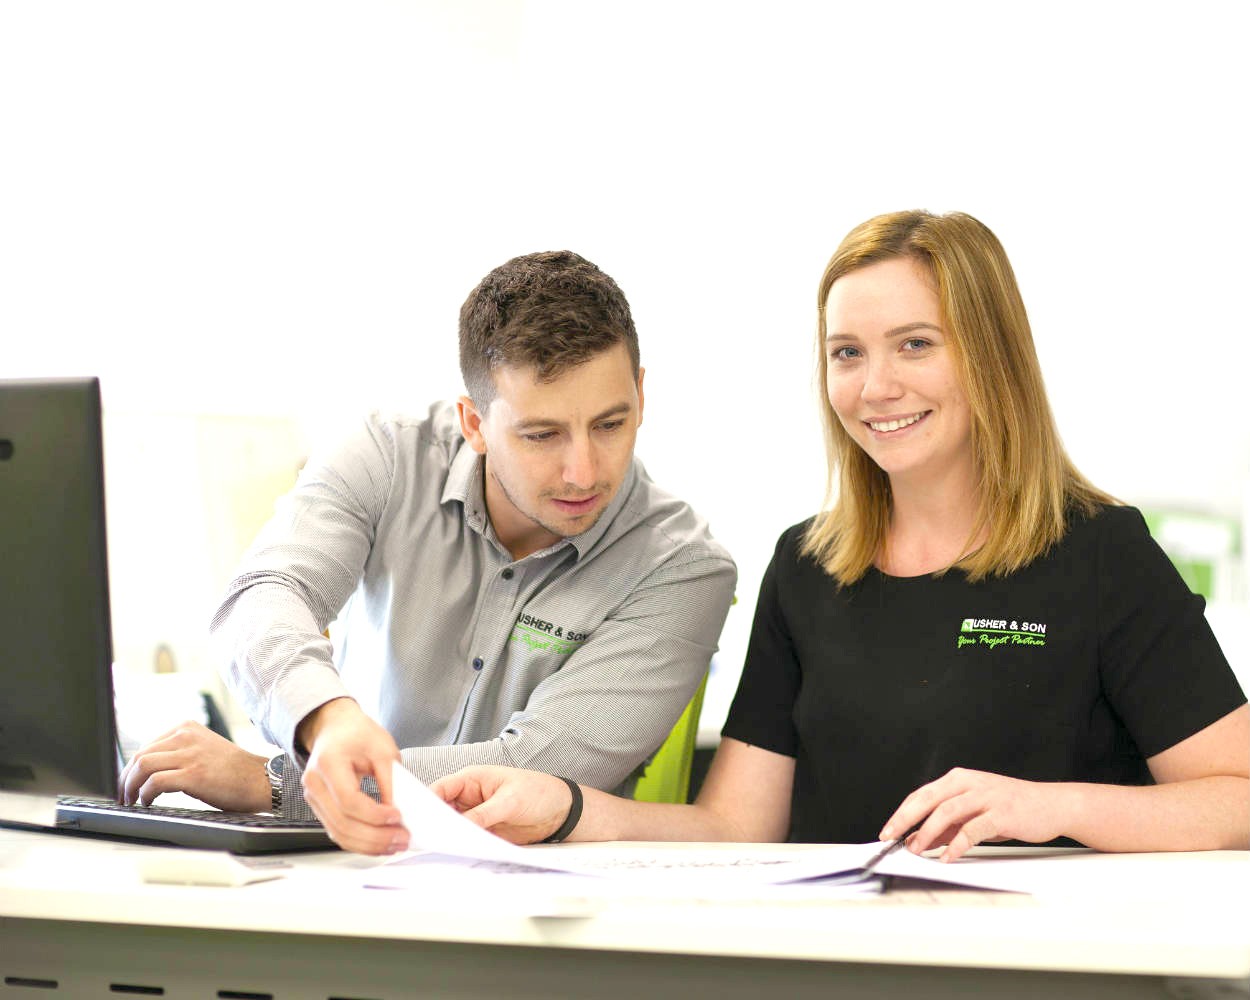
[597, 420, 625, 433]
[524, 432, 556, 443]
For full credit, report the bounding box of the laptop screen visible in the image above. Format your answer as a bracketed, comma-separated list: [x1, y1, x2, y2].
[0, 377, 119, 817]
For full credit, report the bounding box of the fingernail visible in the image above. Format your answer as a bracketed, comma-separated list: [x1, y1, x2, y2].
[879, 826, 893, 840]
[387, 835, 408, 854]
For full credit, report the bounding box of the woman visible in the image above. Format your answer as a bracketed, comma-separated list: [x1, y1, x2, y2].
[431, 211, 1249, 861]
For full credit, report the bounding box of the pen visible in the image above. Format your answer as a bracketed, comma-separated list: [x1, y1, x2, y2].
[862, 820, 924, 874]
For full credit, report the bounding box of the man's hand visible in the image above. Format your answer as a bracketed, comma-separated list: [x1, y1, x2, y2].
[297, 697, 407, 855]
[118, 720, 270, 813]
[431, 766, 573, 845]
[879, 767, 1069, 863]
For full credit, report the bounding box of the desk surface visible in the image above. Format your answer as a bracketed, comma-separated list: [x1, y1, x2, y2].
[2, 826, 1247, 999]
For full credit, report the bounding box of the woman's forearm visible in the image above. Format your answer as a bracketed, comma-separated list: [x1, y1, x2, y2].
[1057, 776, 1249, 852]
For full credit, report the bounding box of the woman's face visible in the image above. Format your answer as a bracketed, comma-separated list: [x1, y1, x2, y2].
[824, 256, 974, 489]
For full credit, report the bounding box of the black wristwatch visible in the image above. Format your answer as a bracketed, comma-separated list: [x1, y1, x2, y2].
[264, 754, 284, 814]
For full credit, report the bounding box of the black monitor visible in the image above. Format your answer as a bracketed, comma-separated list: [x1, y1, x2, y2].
[0, 377, 118, 820]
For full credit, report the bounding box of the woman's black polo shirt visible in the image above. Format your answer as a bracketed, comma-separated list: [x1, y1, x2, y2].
[722, 506, 1245, 844]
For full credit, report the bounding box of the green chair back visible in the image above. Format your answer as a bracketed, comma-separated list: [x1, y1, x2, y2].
[632, 672, 708, 804]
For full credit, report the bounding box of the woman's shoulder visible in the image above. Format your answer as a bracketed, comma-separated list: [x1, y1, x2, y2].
[771, 516, 820, 561]
[1049, 503, 1174, 587]
[1064, 502, 1151, 547]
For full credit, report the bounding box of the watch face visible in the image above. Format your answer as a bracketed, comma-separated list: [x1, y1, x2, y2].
[267, 754, 284, 780]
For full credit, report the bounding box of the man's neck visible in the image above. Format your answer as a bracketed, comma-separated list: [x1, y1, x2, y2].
[482, 465, 559, 562]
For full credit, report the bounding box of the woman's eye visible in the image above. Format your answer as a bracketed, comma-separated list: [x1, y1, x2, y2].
[831, 346, 861, 361]
[902, 338, 930, 352]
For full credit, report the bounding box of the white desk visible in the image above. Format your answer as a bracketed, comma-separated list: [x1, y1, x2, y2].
[1, 826, 1247, 999]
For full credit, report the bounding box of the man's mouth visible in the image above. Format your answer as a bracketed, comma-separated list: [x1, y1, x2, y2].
[551, 495, 600, 515]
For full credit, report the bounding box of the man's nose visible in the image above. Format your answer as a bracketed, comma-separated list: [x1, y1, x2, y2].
[562, 437, 598, 490]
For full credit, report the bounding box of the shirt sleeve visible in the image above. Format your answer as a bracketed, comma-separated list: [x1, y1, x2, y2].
[396, 546, 737, 789]
[210, 414, 396, 754]
[272, 546, 736, 820]
[1096, 507, 1246, 759]
[721, 527, 803, 758]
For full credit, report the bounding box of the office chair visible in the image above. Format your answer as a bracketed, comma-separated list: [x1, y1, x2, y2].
[632, 672, 708, 805]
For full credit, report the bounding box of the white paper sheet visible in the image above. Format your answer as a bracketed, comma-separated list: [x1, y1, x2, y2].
[390, 759, 534, 864]
[385, 764, 1250, 902]
[388, 762, 882, 886]
[876, 844, 1250, 899]
[365, 850, 884, 909]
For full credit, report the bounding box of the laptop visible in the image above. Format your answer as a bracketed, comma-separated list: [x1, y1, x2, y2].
[0, 377, 334, 853]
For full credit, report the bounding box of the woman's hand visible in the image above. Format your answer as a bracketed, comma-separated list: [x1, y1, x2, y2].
[118, 720, 271, 813]
[879, 767, 1069, 862]
[431, 766, 575, 845]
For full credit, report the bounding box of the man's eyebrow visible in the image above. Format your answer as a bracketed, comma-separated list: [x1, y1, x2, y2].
[825, 321, 941, 343]
[512, 401, 634, 432]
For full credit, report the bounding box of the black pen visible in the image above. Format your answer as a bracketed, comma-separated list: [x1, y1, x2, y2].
[862, 820, 925, 874]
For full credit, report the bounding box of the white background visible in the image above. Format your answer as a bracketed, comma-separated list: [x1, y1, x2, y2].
[3, 1, 1246, 729]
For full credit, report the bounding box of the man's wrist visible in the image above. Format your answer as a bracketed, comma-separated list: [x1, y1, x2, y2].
[264, 755, 284, 815]
[295, 696, 358, 756]
[541, 777, 583, 844]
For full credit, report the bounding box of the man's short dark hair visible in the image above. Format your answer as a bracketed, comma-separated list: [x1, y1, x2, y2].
[458, 251, 640, 409]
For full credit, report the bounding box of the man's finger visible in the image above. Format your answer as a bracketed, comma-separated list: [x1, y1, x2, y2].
[373, 754, 396, 806]
[122, 749, 182, 804]
[460, 789, 524, 833]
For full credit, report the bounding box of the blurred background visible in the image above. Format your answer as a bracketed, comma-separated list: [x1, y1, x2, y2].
[2, 0, 1246, 749]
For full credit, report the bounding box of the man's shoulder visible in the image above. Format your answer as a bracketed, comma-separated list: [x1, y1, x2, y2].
[351, 400, 467, 470]
[608, 460, 736, 570]
[366, 399, 463, 447]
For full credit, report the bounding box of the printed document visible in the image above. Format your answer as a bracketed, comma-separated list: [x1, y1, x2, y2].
[383, 762, 1250, 900]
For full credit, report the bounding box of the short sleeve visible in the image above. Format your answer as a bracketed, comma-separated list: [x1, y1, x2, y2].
[1096, 507, 1246, 758]
[721, 528, 803, 757]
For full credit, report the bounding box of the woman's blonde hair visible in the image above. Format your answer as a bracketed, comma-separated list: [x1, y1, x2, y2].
[801, 210, 1115, 585]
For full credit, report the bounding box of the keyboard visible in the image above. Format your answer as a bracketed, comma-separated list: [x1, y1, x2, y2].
[56, 796, 337, 854]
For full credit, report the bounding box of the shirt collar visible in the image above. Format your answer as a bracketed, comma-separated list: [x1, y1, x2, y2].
[442, 441, 489, 535]
[564, 459, 637, 559]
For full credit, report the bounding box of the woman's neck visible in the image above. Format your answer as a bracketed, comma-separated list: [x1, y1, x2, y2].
[879, 467, 985, 577]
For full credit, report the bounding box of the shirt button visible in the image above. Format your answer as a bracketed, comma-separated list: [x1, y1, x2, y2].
[501, 567, 514, 580]
[472, 657, 484, 671]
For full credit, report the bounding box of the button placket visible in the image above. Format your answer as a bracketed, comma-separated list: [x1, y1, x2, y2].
[467, 561, 523, 677]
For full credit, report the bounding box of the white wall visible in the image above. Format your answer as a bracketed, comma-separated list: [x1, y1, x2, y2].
[3, 1, 1246, 720]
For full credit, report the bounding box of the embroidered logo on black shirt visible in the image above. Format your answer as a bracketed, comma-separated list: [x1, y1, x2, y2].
[956, 617, 1048, 650]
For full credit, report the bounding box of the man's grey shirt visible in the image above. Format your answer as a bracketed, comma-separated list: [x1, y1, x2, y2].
[210, 401, 736, 817]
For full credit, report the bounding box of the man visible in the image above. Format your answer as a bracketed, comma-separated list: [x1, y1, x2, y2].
[120, 251, 736, 854]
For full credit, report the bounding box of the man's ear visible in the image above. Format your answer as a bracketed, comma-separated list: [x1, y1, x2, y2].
[457, 395, 489, 455]
[636, 367, 646, 430]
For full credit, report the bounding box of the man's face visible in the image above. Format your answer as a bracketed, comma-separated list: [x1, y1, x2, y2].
[458, 342, 645, 560]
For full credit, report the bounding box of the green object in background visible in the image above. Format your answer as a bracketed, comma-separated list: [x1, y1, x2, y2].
[633, 672, 708, 805]
[1142, 509, 1240, 601]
